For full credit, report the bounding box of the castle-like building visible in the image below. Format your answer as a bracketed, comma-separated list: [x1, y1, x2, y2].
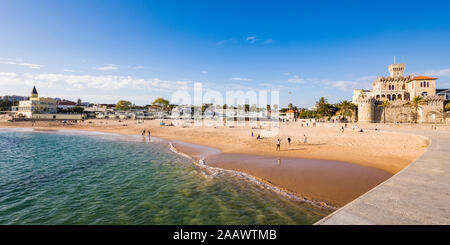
[14, 86, 83, 120]
[353, 63, 447, 123]
[16, 86, 57, 118]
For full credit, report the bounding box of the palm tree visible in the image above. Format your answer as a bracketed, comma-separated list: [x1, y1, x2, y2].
[381, 100, 390, 123]
[337, 100, 353, 121]
[288, 103, 293, 111]
[407, 96, 427, 123]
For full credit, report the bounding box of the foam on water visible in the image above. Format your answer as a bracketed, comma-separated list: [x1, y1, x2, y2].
[168, 143, 337, 210]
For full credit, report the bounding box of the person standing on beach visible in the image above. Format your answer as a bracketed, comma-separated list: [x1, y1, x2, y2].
[276, 139, 281, 151]
[341, 126, 344, 133]
[303, 134, 307, 144]
[287, 137, 291, 145]
[251, 131, 254, 137]
[148, 130, 151, 137]
[142, 130, 146, 136]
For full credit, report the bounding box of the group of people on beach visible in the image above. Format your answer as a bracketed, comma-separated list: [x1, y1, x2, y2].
[141, 129, 151, 137]
[275, 134, 307, 151]
[251, 130, 308, 151]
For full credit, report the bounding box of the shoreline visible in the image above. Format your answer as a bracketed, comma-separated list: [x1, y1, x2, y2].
[169, 138, 393, 207]
[0, 120, 432, 207]
[0, 120, 431, 174]
[167, 142, 337, 210]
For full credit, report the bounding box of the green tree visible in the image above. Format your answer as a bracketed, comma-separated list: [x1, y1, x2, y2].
[445, 102, 450, 111]
[288, 103, 293, 111]
[244, 104, 250, 112]
[0, 99, 12, 111]
[381, 100, 390, 123]
[407, 96, 427, 123]
[337, 100, 354, 121]
[115, 100, 132, 111]
[279, 108, 288, 113]
[315, 97, 336, 118]
[71, 106, 84, 114]
[299, 109, 318, 119]
[152, 97, 170, 109]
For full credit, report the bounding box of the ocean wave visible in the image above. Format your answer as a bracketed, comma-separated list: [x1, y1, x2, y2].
[168, 142, 337, 211]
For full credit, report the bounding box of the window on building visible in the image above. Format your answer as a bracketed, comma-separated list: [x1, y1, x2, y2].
[421, 92, 428, 97]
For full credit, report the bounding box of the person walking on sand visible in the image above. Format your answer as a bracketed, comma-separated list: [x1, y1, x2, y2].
[303, 134, 307, 144]
[276, 139, 281, 151]
[148, 130, 151, 137]
[341, 126, 344, 133]
[287, 137, 291, 145]
[141, 129, 146, 136]
[251, 131, 254, 137]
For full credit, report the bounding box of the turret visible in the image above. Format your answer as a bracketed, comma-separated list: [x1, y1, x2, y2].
[388, 63, 405, 78]
[30, 86, 38, 98]
[356, 97, 375, 123]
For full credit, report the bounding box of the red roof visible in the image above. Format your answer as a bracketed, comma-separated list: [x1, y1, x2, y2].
[58, 100, 77, 105]
[410, 76, 437, 81]
[286, 109, 295, 113]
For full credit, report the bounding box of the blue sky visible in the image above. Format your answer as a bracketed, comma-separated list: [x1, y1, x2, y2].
[1, 0, 450, 108]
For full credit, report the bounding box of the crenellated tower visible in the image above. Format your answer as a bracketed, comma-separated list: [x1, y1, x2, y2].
[356, 97, 375, 123]
[388, 63, 405, 78]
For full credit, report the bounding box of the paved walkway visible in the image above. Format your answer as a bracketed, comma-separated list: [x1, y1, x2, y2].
[316, 129, 450, 225]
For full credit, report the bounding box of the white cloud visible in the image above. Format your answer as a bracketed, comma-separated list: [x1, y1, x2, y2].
[245, 36, 257, 43]
[425, 68, 450, 77]
[0, 58, 42, 69]
[287, 75, 305, 84]
[93, 64, 119, 71]
[0, 72, 19, 77]
[217, 39, 230, 45]
[327, 80, 363, 92]
[200, 70, 208, 74]
[0, 72, 190, 92]
[63, 69, 76, 73]
[230, 77, 252, 81]
[0, 72, 21, 86]
[131, 65, 145, 69]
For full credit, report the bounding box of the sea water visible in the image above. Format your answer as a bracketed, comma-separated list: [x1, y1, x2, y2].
[0, 129, 330, 224]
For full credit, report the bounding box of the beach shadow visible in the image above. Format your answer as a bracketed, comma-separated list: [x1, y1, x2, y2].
[279, 148, 306, 151]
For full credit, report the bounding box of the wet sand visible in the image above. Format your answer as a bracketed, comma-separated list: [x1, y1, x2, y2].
[171, 141, 392, 207]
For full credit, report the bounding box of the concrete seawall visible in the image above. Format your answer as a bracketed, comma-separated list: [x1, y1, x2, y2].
[316, 129, 450, 225]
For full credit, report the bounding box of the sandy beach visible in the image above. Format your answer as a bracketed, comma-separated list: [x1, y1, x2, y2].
[0, 118, 436, 206]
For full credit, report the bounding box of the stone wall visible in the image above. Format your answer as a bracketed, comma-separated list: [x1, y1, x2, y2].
[358, 97, 447, 123]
